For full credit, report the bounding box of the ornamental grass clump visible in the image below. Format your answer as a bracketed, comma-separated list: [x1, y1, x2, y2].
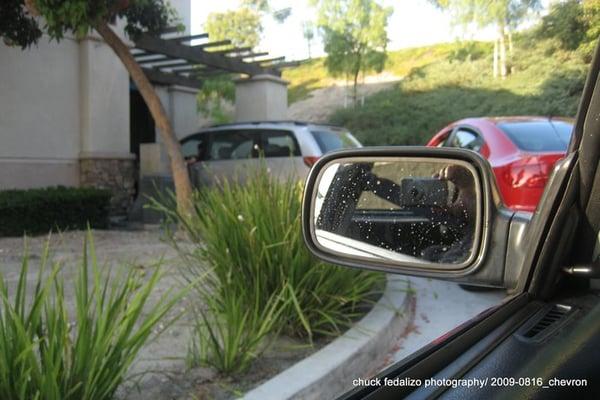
[157, 165, 385, 374]
[0, 233, 182, 400]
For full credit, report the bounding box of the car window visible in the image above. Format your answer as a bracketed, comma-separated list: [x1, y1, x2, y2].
[550, 120, 574, 146]
[262, 130, 301, 157]
[310, 129, 360, 153]
[208, 130, 260, 160]
[181, 134, 206, 159]
[498, 121, 572, 152]
[448, 128, 483, 152]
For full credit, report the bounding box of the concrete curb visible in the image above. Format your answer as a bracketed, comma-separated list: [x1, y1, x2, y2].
[243, 275, 415, 400]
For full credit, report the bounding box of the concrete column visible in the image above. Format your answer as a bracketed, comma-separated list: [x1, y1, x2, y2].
[154, 85, 200, 141]
[234, 74, 289, 122]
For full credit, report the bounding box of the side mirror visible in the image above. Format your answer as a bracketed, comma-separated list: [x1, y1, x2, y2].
[302, 147, 516, 283]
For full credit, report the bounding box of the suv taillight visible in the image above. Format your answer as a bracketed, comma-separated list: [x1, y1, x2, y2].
[303, 156, 319, 167]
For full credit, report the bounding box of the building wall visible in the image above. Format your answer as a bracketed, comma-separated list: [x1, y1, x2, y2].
[0, 37, 81, 189]
[79, 38, 130, 156]
[0, 1, 212, 215]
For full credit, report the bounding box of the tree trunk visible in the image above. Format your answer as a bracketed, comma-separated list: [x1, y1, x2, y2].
[94, 22, 194, 217]
[498, 24, 507, 79]
[493, 38, 498, 78]
[353, 69, 359, 107]
[507, 30, 514, 74]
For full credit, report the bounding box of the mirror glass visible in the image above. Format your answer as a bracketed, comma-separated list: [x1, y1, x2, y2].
[312, 157, 481, 267]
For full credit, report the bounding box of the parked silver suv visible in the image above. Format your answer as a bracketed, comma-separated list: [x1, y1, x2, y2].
[180, 121, 362, 186]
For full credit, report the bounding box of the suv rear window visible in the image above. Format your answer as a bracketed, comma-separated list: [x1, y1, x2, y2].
[498, 121, 573, 152]
[310, 130, 360, 153]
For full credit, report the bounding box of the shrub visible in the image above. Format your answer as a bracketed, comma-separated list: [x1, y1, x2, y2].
[0, 233, 181, 400]
[536, 0, 586, 51]
[156, 166, 385, 374]
[0, 186, 111, 237]
[330, 39, 587, 146]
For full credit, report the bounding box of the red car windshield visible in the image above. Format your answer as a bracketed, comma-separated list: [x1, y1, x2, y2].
[497, 120, 573, 152]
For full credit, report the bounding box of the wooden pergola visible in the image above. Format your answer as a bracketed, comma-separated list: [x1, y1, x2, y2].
[131, 28, 301, 89]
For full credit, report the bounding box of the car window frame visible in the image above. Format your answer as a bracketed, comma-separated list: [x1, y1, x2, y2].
[445, 125, 485, 153]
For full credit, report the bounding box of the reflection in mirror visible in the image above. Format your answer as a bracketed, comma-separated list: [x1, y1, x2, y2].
[312, 158, 479, 266]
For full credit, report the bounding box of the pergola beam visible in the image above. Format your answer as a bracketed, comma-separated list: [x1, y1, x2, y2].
[135, 34, 276, 76]
[136, 55, 169, 65]
[154, 60, 191, 69]
[230, 52, 269, 60]
[194, 39, 232, 49]
[208, 46, 252, 55]
[142, 68, 202, 89]
[168, 64, 201, 72]
[166, 33, 209, 42]
[252, 56, 285, 65]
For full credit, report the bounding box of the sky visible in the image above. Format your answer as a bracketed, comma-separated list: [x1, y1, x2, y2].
[190, 0, 549, 61]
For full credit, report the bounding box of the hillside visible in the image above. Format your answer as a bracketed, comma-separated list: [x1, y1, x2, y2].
[283, 42, 489, 105]
[283, 39, 588, 146]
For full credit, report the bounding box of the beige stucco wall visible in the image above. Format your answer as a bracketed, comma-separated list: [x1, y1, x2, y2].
[0, 37, 81, 188]
[0, 34, 132, 190]
[79, 38, 130, 156]
[0, 1, 216, 190]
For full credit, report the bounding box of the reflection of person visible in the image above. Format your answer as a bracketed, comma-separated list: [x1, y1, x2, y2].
[318, 162, 412, 233]
[423, 165, 476, 263]
[317, 163, 374, 233]
[318, 162, 476, 264]
[434, 165, 476, 221]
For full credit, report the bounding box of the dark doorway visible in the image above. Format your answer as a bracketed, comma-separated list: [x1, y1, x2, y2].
[130, 85, 156, 197]
[130, 86, 156, 159]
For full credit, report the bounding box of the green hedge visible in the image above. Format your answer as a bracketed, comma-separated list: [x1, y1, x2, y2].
[0, 186, 111, 237]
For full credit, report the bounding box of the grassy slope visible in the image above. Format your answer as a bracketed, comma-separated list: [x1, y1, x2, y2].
[284, 38, 588, 146]
[283, 58, 334, 104]
[283, 42, 487, 104]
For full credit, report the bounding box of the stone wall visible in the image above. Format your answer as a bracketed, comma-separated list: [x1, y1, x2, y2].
[80, 157, 136, 216]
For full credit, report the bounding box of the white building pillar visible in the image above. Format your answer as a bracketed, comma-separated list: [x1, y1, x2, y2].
[234, 74, 289, 122]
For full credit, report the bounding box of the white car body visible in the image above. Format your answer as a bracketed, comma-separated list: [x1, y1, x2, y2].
[181, 121, 362, 187]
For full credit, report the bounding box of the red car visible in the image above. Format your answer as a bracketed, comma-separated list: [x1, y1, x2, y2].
[427, 117, 573, 212]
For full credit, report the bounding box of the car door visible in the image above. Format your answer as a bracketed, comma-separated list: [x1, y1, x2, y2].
[301, 41, 600, 400]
